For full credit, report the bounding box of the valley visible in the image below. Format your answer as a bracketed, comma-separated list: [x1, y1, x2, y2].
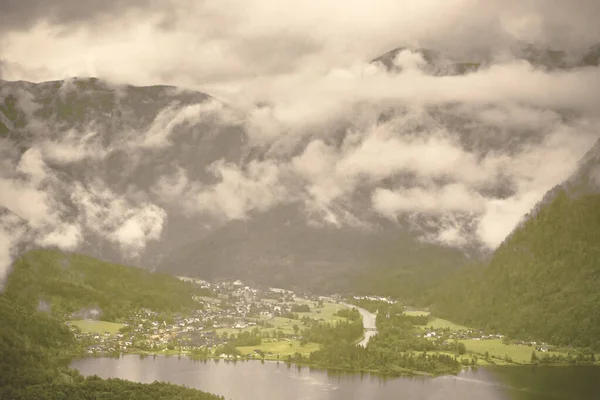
[8, 249, 591, 377]
[1, 19, 599, 398]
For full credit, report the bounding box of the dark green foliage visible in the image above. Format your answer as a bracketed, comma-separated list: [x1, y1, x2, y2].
[5, 249, 202, 321]
[0, 294, 223, 399]
[431, 190, 600, 349]
[291, 304, 311, 313]
[214, 342, 242, 357]
[334, 308, 361, 322]
[233, 331, 262, 346]
[301, 319, 364, 345]
[0, 294, 73, 389]
[301, 310, 460, 376]
[4, 376, 225, 400]
[345, 298, 388, 313]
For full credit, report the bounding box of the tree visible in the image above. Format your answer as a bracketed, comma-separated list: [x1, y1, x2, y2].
[293, 324, 299, 335]
[531, 351, 538, 363]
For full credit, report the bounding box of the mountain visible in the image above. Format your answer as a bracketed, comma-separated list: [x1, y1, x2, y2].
[161, 202, 469, 294]
[1, 42, 597, 295]
[429, 139, 600, 349]
[371, 47, 480, 75]
[372, 42, 600, 74]
[0, 77, 245, 267]
[0, 261, 225, 399]
[5, 249, 207, 321]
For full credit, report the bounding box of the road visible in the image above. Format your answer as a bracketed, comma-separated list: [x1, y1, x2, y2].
[341, 302, 377, 347]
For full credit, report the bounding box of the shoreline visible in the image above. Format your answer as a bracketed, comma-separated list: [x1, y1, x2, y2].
[68, 351, 599, 380]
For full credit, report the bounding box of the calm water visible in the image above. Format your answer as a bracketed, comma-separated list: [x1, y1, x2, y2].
[71, 356, 600, 400]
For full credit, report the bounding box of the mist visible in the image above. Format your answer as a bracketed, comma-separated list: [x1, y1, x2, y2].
[0, 0, 599, 282]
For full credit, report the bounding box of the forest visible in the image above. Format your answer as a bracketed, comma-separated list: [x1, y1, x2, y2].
[0, 293, 224, 399]
[4, 249, 208, 321]
[290, 304, 462, 376]
[426, 190, 600, 350]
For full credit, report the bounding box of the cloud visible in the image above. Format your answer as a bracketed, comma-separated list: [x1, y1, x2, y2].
[0, 138, 169, 278]
[2, 0, 600, 85]
[153, 159, 288, 220]
[70, 181, 167, 255]
[0, 0, 157, 33]
[0, 0, 599, 282]
[0, 212, 28, 286]
[137, 100, 240, 148]
[373, 184, 486, 217]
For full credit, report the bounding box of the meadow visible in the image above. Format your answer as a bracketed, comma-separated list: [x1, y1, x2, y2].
[237, 339, 320, 358]
[71, 319, 126, 334]
[460, 338, 567, 364]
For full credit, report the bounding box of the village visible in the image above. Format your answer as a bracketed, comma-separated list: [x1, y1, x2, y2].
[66, 277, 544, 360]
[67, 278, 343, 357]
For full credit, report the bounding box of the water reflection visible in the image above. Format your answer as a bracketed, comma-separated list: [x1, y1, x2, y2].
[71, 355, 600, 400]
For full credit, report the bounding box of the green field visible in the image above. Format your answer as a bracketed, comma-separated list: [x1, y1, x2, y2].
[461, 339, 567, 364]
[215, 301, 347, 338]
[423, 318, 468, 332]
[214, 300, 348, 355]
[404, 310, 431, 317]
[71, 320, 126, 334]
[237, 339, 320, 358]
[215, 326, 258, 335]
[295, 301, 348, 321]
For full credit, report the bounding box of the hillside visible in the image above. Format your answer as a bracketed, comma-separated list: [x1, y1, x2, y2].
[0, 250, 225, 398]
[160, 203, 469, 294]
[4, 249, 207, 321]
[0, 293, 224, 399]
[1, 41, 598, 294]
[430, 142, 600, 349]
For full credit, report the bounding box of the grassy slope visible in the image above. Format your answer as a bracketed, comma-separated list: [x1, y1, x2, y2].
[0, 294, 222, 399]
[425, 318, 469, 331]
[71, 320, 126, 335]
[5, 249, 202, 321]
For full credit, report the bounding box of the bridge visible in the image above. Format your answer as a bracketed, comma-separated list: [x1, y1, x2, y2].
[364, 328, 377, 332]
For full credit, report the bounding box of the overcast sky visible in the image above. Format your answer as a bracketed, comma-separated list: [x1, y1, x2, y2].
[1, 0, 600, 86]
[1, 0, 600, 281]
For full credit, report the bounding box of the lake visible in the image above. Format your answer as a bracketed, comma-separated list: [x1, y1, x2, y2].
[71, 356, 600, 400]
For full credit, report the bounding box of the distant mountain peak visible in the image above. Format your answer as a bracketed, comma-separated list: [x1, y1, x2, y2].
[372, 42, 600, 75]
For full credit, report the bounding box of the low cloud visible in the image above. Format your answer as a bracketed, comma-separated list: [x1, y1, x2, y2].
[155, 160, 287, 220]
[70, 181, 167, 255]
[373, 184, 486, 217]
[0, 139, 168, 276]
[0, 0, 599, 282]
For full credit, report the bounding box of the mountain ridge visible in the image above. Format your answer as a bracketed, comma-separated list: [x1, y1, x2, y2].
[1, 41, 598, 296]
[428, 138, 600, 349]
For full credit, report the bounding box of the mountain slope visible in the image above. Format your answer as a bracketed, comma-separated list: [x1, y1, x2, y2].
[430, 141, 600, 349]
[5, 249, 207, 321]
[1, 41, 597, 295]
[161, 203, 469, 293]
[372, 42, 600, 74]
[0, 271, 224, 399]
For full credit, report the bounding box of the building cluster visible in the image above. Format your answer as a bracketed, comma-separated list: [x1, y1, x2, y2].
[67, 279, 334, 356]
